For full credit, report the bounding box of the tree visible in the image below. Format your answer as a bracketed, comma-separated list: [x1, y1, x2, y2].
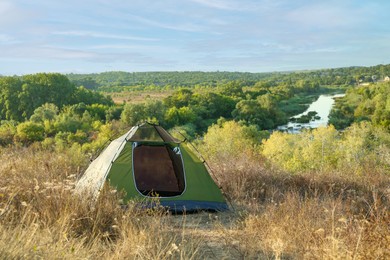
[86, 104, 110, 121]
[232, 99, 274, 129]
[219, 81, 244, 98]
[30, 103, 59, 123]
[0, 77, 23, 121]
[143, 100, 166, 124]
[163, 88, 193, 108]
[121, 103, 146, 126]
[72, 86, 113, 105]
[19, 73, 76, 118]
[190, 92, 235, 119]
[164, 106, 196, 127]
[105, 106, 123, 121]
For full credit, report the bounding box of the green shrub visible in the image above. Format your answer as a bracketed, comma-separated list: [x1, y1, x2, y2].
[0, 121, 17, 145]
[15, 121, 45, 144]
[200, 120, 262, 162]
[262, 123, 390, 174]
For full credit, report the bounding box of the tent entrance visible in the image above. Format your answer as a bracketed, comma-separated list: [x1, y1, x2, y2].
[133, 144, 185, 197]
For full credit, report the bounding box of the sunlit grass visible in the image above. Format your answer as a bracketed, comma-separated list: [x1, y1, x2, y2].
[0, 146, 203, 259]
[104, 90, 174, 104]
[0, 143, 388, 259]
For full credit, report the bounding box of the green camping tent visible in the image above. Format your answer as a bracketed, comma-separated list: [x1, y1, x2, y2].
[76, 123, 228, 212]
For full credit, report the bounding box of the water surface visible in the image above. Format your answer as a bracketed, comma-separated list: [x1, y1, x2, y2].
[277, 93, 345, 133]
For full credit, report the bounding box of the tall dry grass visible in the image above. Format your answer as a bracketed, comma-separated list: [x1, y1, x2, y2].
[208, 154, 390, 259]
[0, 146, 203, 259]
[0, 143, 389, 259]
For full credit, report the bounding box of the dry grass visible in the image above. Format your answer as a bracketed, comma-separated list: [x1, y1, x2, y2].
[107, 90, 173, 104]
[0, 146, 203, 259]
[0, 145, 389, 259]
[218, 193, 389, 259]
[208, 155, 390, 259]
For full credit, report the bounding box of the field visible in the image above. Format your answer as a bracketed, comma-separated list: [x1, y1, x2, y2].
[0, 142, 388, 259]
[107, 90, 174, 104]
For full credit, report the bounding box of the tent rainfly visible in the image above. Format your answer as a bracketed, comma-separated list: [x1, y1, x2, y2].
[75, 122, 229, 212]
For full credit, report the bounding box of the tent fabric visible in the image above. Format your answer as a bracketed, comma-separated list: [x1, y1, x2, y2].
[75, 123, 228, 212]
[75, 126, 136, 198]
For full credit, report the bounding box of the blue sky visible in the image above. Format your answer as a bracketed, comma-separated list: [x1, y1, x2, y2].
[1, 0, 389, 75]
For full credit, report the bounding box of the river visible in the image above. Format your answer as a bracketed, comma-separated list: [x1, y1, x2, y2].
[277, 93, 345, 133]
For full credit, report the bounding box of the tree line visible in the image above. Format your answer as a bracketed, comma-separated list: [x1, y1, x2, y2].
[66, 64, 390, 91]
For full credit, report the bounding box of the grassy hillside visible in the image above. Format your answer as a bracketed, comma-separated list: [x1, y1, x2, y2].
[0, 122, 388, 259]
[0, 68, 389, 258]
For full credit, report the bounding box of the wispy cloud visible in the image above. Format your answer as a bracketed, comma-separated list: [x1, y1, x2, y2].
[1, 0, 390, 74]
[0, 41, 178, 67]
[88, 44, 177, 54]
[51, 31, 159, 41]
[189, 0, 237, 10]
[0, 0, 36, 26]
[0, 34, 17, 44]
[0, 45, 95, 60]
[128, 15, 204, 32]
[286, 2, 366, 29]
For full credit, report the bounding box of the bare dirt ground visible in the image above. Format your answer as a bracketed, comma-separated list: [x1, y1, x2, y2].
[169, 211, 242, 259]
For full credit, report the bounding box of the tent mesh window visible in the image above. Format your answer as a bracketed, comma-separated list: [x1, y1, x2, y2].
[128, 124, 180, 143]
[128, 125, 164, 142]
[133, 144, 185, 197]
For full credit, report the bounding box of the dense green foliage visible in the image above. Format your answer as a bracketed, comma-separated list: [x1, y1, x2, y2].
[0, 73, 120, 147]
[117, 79, 323, 134]
[67, 64, 390, 91]
[329, 81, 390, 130]
[0, 73, 113, 121]
[0, 64, 389, 150]
[65, 64, 390, 135]
[262, 123, 390, 173]
[67, 71, 275, 89]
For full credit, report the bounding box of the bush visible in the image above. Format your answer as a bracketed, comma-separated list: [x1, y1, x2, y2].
[262, 123, 390, 174]
[200, 120, 262, 162]
[15, 121, 45, 144]
[0, 121, 17, 145]
[67, 130, 89, 144]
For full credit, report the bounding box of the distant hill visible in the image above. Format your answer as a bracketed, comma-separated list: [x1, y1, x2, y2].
[66, 64, 390, 90]
[66, 71, 276, 89]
